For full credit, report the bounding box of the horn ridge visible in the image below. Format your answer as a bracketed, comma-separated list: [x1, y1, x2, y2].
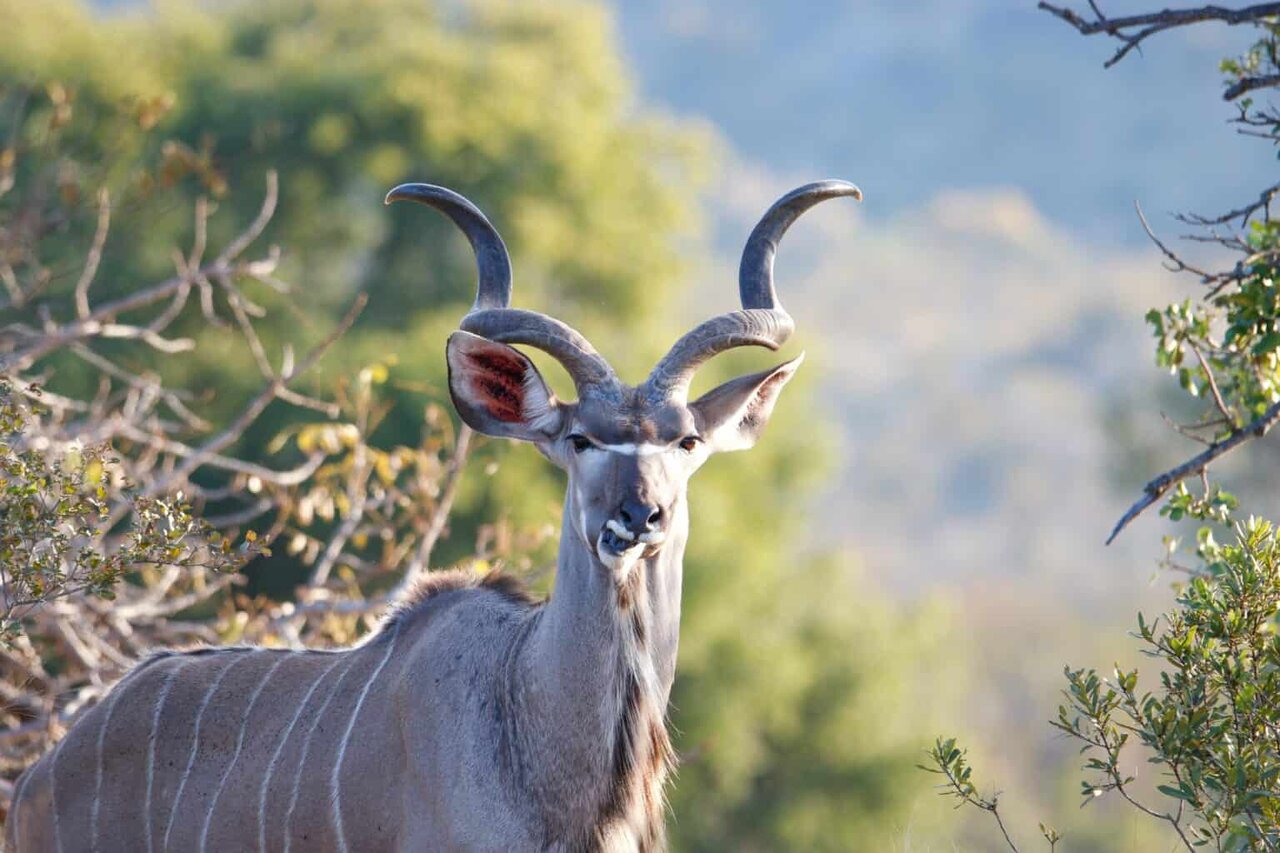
[644, 179, 860, 400]
[460, 308, 617, 397]
[387, 182, 620, 398]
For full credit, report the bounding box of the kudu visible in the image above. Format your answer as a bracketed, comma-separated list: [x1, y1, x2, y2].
[6, 179, 859, 852]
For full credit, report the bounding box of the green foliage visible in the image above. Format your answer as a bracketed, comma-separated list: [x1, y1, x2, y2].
[1146, 220, 1280, 428]
[1053, 518, 1280, 849]
[0, 384, 257, 642]
[1161, 481, 1238, 526]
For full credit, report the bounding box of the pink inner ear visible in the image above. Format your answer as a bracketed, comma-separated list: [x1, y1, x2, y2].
[464, 348, 529, 423]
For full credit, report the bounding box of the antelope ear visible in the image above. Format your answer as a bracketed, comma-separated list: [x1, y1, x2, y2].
[689, 354, 803, 453]
[446, 331, 564, 441]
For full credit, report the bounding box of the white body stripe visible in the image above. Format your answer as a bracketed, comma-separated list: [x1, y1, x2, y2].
[163, 652, 250, 848]
[10, 756, 32, 846]
[282, 656, 358, 853]
[144, 659, 189, 853]
[258, 655, 345, 852]
[48, 727, 64, 853]
[199, 652, 288, 853]
[91, 667, 144, 853]
[331, 629, 400, 853]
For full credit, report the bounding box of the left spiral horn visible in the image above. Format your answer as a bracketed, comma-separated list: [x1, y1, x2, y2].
[385, 183, 513, 311]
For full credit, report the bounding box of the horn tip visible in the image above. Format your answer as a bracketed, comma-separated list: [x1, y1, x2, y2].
[385, 183, 422, 205]
[385, 182, 458, 206]
[821, 179, 863, 202]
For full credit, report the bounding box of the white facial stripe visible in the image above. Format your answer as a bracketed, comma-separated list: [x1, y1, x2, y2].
[597, 442, 669, 456]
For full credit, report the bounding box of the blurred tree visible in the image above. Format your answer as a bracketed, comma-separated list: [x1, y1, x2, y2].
[1, 0, 960, 846]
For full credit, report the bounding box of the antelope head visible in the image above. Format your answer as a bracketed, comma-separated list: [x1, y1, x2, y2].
[386, 181, 860, 573]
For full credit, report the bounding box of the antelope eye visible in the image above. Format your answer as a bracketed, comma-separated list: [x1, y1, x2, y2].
[678, 435, 701, 452]
[568, 434, 593, 453]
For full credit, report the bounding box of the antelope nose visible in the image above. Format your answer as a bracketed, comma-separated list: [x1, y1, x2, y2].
[618, 498, 662, 534]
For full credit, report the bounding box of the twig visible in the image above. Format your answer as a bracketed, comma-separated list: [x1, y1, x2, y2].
[1187, 341, 1233, 424]
[113, 422, 325, 486]
[215, 170, 277, 267]
[73, 189, 110, 319]
[1180, 181, 1280, 228]
[1134, 201, 1225, 285]
[404, 425, 474, 580]
[309, 439, 370, 588]
[114, 573, 239, 621]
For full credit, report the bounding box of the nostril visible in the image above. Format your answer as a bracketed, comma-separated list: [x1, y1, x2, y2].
[618, 499, 662, 532]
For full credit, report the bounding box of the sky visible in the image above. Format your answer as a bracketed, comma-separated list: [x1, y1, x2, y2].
[614, 0, 1274, 246]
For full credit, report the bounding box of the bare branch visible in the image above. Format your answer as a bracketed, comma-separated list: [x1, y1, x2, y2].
[1040, 2, 1280, 68]
[1108, 398, 1280, 543]
[1179, 181, 1280, 227]
[73, 189, 110, 319]
[138, 292, 367, 504]
[113, 422, 326, 486]
[1134, 201, 1229, 285]
[308, 438, 370, 588]
[1187, 341, 1234, 424]
[215, 170, 278, 267]
[404, 425, 474, 580]
[0, 174, 281, 373]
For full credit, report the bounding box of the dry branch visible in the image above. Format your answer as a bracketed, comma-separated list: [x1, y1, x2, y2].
[1040, 2, 1280, 70]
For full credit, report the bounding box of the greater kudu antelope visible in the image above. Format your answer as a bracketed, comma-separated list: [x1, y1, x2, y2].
[6, 179, 860, 852]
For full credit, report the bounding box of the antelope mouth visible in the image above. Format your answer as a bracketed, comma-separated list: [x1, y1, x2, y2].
[597, 520, 665, 564]
[599, 521, 642, 558]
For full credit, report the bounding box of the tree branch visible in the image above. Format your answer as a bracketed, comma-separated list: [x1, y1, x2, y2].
[1224, 71, 1280, 100]
[404, 425, 474, 579]
[1040, 2, 1280, 68]
[1108, 398, 1280, 543]
[0, 173, 280, 373]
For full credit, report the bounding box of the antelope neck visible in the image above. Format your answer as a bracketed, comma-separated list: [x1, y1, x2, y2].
[510, 494, 685, 823]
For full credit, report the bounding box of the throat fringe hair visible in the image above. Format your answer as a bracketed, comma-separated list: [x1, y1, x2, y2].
[582, 562, 675, 851]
